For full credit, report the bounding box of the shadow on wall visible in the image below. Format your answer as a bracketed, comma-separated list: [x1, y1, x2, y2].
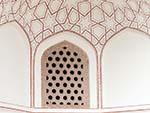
[102, 28, 150, 108]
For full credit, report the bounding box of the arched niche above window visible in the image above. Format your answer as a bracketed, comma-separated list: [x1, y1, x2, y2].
[34, 31, 98, 109]
[102, 28, 150, 108]
[0, 21, 30, 107]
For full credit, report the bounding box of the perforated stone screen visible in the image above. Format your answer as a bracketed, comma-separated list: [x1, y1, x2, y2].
[41, 41, 89, 108]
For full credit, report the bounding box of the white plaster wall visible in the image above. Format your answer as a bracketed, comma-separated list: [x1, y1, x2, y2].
[0, 22, 30, 107]
[0, 108, 28, 113]
[123, 111, 150, 113]
[102, 28, 150, 108]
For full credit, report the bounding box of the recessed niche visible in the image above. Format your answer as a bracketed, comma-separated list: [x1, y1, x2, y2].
[0, 22, 30, 106]
[102, 28, 150, 108]
[34, 31, 98, 108]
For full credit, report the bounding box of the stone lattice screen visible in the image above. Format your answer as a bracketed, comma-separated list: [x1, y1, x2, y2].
[41, 41, 89, 108]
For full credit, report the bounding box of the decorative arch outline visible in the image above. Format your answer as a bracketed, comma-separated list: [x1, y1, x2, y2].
[0, 21, 32, 107]
[34, 31, 98, 108]
[100, 27, 150, 108]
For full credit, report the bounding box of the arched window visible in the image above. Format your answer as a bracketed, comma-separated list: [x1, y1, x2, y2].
[41, 41, 89, 108]
[34, 31, 98, 109]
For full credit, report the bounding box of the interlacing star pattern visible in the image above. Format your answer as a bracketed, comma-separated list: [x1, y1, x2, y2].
[0, 0, 150, 53]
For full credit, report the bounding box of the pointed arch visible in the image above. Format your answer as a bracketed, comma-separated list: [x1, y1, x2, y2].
[0, 21, 31, 106]
[34, 31, 98, 108]
[101, 28, 150, 108]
